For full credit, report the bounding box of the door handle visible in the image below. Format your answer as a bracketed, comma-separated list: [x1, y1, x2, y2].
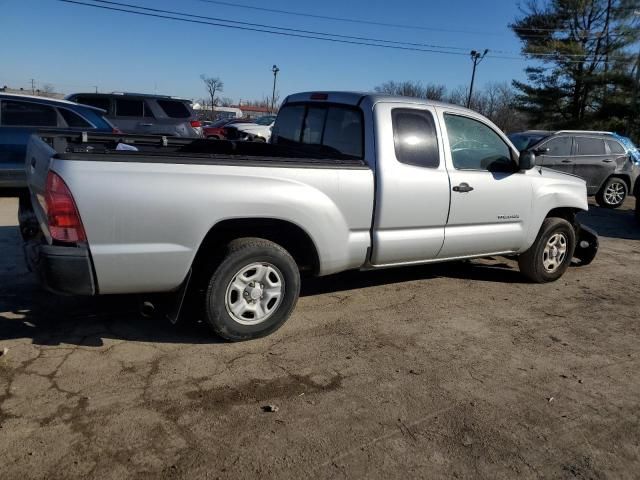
[139, 123, 154, 127]
[453, 182, 474, 193]
[561, 160, 572, 163]
[603, 159, 613, 163]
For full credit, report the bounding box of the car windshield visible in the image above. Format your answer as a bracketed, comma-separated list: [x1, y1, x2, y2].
[210, 119, 228, 127]
[508, 133, 549, 152]
[254, 115, 276, 125]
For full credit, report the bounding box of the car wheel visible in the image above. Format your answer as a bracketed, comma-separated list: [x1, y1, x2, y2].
[254, 137, 266, 143]
[518, 218, 576, 283]
[204, 238, 300, 341]
[596, 177, 627, 209]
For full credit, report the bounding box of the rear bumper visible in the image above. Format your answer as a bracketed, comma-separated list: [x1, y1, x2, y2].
[24, 241, 96, 295]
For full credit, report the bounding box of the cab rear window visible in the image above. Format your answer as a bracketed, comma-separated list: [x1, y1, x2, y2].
[272, 104, 363, 159]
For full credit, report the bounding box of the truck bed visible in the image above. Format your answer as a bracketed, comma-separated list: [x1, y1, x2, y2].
[38, 131, 369, 170]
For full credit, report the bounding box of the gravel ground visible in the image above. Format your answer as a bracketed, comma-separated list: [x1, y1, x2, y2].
[0, 196, 639, 479]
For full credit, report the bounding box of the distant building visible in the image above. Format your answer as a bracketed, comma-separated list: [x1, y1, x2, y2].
[235, 105, 273, 119]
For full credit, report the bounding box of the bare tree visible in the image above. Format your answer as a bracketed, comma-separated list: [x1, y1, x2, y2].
[40, 83, 55, 96]
[200, 74, 224, 119]
[374, 80, 447, 100]
[220, 97, 235, 107]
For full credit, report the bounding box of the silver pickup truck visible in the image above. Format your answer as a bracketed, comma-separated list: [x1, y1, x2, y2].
[21, 92, 598, 341]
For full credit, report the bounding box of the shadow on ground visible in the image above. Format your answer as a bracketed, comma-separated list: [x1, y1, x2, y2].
[1, 200, 637, 348]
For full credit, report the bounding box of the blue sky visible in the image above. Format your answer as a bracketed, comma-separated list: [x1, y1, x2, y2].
[1, 0, 531, 102]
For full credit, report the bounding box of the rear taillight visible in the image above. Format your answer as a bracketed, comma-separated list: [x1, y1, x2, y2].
[112, 127, 123, 134]
[45, 171, 87, 244]
[190, 120, 202, 128]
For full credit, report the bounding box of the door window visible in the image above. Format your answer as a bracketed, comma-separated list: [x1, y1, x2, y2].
[1, 100, 58, 127]
[115, 99, 144, 117]
[392, 109, 439, 168]
[59, 109, 92, 128]
[540, 137, 572, 156]
[444, 114, 513, 171]
[72, 96, 111, 112]
[575, 137, 606, 155]
[605, 139, 625, 155]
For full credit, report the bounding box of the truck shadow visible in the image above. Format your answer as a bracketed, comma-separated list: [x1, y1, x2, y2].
[0, 197, 637, 347]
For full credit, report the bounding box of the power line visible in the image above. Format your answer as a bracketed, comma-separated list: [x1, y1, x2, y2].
[55, 0, 635, 65]
[195, 0, 637, 38]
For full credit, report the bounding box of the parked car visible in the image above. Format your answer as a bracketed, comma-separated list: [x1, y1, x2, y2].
[202, 118, 253, 140]
[0, 93, 115, 189]
[66, 92, 202, 138]
[509, 130, 640, 209]
[224, 115, 276, 142]
[21, 91, 598, 341]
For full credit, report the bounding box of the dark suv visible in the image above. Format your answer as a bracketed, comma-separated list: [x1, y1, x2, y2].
[509, 130, 640, 209]
[66, 92, 202, 138]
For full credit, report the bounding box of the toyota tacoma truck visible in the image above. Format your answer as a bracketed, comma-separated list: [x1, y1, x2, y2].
[20, 92, 598, 341]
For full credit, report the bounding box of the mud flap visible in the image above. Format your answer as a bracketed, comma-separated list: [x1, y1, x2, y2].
[165, 270, 192, 325]
[573, 224, 599, 266]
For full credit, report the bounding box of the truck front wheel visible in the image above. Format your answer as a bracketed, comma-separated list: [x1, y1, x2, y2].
[204, 238, 301, 341]
[518, 218, 576, 283]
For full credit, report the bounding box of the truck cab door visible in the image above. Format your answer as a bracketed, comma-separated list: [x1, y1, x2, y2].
[436, 110, 533, 259]
[370, 103, 450, 266]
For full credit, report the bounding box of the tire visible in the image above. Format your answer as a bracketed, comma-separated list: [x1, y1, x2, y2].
[204, 238, 300, 341]
[253, 137, 266, 143]
[518, 218, 576, 283]
[596, 177, 627, 209]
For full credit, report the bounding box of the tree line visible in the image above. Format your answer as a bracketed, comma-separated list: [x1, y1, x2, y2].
[378, 0, 640, 140]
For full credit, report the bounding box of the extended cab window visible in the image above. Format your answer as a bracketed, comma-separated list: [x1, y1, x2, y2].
[575, 137, 606, 155]
[444, 114, 513, 171]
[1, 100, 58, 127]
[272, 104, 363, 159]
[392, 109, 439, 168]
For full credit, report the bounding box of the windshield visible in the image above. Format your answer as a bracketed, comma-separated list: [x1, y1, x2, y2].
[508, 133, 548, 152]
[254, 115, 276, 125]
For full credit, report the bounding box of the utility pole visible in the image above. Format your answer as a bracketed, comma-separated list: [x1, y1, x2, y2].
[31, 79, 35, 95]
[94, 85, 98, 94]
[466, 49, 489, 108]
[271, 65, 280, 114]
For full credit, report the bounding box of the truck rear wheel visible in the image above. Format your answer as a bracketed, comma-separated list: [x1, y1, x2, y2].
[204, 238, 300, 341]
[518, 218, 576, 283]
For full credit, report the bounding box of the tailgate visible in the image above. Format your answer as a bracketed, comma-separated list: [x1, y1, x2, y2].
[24, 134, 57, 240]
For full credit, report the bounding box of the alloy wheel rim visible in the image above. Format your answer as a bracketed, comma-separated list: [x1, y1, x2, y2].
[604, 182, 625, 205]
[225, 262, 285, 325]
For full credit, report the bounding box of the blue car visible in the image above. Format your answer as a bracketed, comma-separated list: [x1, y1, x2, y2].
[0, 93, 114, 189]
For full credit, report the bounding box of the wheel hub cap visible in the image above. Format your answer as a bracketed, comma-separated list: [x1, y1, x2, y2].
[542, 233, 568, 273]
[225, 263, 284, 325]
[604, 182, 625, 205]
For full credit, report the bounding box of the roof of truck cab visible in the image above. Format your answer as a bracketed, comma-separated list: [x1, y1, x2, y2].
[284, 91, 477, 113]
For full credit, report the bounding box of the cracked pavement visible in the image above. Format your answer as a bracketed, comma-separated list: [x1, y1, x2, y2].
[1, 196, 639, 479]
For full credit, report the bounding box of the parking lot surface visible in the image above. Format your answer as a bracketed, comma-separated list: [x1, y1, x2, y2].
[1, 196, 639, 479]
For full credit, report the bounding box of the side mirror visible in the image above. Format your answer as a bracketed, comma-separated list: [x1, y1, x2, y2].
[519, 151, 536, 170]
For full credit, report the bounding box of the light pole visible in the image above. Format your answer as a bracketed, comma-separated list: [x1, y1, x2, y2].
[271, 65, 280, 114]
[467, 49, 489, 108]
